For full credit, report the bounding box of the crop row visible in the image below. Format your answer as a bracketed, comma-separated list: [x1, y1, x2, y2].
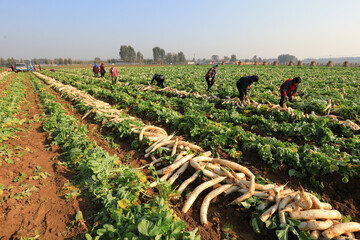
[37, 71, 360, 184]
[0, 73, 27, 143]
[29, 74, 200, 239]
[59, 71, 359, 149]
[58, 65, 360, 121]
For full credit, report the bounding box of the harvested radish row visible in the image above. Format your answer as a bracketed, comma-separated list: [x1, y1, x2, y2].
[33, 71, 360, 240]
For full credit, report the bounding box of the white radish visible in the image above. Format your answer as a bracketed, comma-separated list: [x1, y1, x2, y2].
[145, 136, 175, 157]
[156, 154, 194, 175]
[255, 200, 272, 211]
[139, 126, 151, 142]
[201, 151, 212, 157]
[307, 193, 324, 209]
[177, 140, 204, 152]
[307, 219, 334, 231]
[322, 203, 332, 210]
[200, 163, 234, 179]
[190, 159, 219, 179]
[260, 196, 280, 222]
[282, 202, 302, 212]
[238, 189, 268, 198]
[167, 162, 189, 185]
[177, 170, 201, 194]
[240, 179, 275, 191]
[322, 222, 360, 240]
[200, 184, 233, 225]
[279, 211, 286, 225]
[182, 176, 227, 213]
[137, 156, 162, 170]
[224, 186, 240, 195]
[212, 159, 254, 177]
[298, 220, 334, 231]
[310, 230, 321, 240]
[145, 135, 168, 153]
[171, 137, 179, 157]
[295, 188, 313, 209]
[289, 210, 342, 220]
[230, 175, 255, 205]
[279, 194, 296, 212]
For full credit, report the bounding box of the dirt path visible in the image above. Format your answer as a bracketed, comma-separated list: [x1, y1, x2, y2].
[0, 74, 93, 239]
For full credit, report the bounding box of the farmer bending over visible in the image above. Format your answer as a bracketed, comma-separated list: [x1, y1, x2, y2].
[236, 75, 259, 104]
[205, 64, 218, 92]
[279, 77, 301, 107]
[151, 74, 165, 88]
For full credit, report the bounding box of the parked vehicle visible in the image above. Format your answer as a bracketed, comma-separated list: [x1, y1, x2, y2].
[15, 63, 28, 72]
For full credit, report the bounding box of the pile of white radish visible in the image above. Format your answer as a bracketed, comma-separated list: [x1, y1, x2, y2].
[33, 71, 360, 240]
[0, 71, 11, 80]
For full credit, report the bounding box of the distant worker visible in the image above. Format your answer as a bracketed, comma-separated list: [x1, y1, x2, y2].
[236, 75, 259, 104]
[93, 63, 99, 77]
[10, 64, 16, 72]
[29, 65, 34, 71]
[205, 64, 218, 92]
[39, 64, 42, 71]
[100, 62, 106, 77]
[109, 64, 119, 84]
[34, 65, 37, 71]
[279, 77, 301, 107]
[150, 74, 165, 88]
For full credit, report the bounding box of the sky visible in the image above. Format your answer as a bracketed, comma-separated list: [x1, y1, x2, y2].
[1, 0, 360, 61]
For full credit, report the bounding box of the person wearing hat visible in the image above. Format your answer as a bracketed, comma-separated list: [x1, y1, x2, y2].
[109, 64, 119, 84]
[205, 64, 218, 92]
[93, 63, 99, 77]
[236, 75, 259, 104]
[279, 77, 301, 107]
[100, 62, 106, 77]
[150, 73, 165, 88]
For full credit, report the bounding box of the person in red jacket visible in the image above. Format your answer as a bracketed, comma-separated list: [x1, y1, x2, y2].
[279, 77, 301, 107]
[100, 62, 106, 77]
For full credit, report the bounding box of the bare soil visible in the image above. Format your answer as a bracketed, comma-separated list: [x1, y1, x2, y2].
[0, 75, 95, 240]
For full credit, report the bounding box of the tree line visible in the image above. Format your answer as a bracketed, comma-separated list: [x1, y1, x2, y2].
[0, 57, 77, 67]
[119, 45, 186, 64]
[0, 53, 303, 67]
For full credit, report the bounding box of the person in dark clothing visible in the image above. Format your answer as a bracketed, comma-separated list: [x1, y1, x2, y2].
[279, 77, 301, 107]
[93, 63, 99, 77]
[100, 62, 106, 77]
[39, 64, 42, 71]
[10, 64, 16, 72]
[236, 75, 259, 102]
[205, 64, 218, 91]
[151, 74, 165, 88]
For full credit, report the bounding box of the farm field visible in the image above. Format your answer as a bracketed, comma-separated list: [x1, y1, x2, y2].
[1, 65, 360, 240]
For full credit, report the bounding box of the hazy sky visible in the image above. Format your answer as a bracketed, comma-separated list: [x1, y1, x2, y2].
[1, 0, 360, 60]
